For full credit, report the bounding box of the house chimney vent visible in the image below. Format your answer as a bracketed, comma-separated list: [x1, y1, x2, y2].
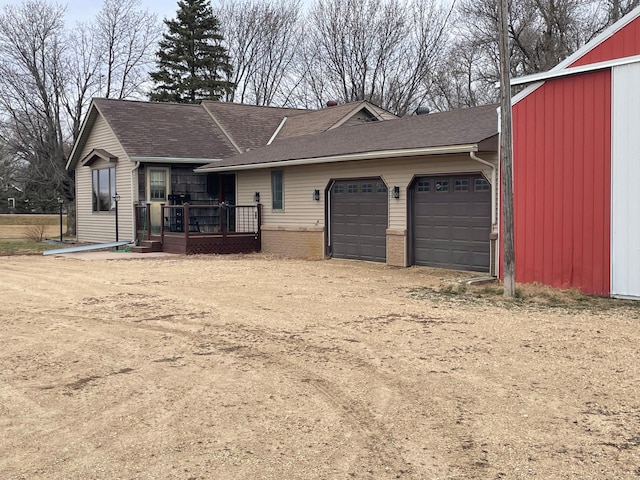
[414, 106, 430, 115]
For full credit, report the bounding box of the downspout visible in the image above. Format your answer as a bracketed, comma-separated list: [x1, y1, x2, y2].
[131, 161, 140, 243]
[469, 152, 496, 226]
[470, 152, 498, 276]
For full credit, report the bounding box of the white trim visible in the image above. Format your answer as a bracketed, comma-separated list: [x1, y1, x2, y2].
[329, 103, 385, 130]
[66, 108, 92, 169]
[267, 116, 288, 145]
[197, 144, 480, 173]
[512, 6, 640, 104]
[130, 156, 222, 164]
[511, 54, 640, 86]
[610, 62, 640, 298]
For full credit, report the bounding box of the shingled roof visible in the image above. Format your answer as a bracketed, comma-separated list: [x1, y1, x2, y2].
[197, 104, 499, 172]
[201, 101, 311, 152]
[276, 101, 394, 139]
[67, 99, 239, 169]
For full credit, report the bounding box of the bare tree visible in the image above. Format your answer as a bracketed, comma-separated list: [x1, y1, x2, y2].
[94, 0, 161, 100]
[215, 0, 301, 105]
[449, 0, 639, 105]
[0, 0, 71, 212]
[298, 0, 451, 115]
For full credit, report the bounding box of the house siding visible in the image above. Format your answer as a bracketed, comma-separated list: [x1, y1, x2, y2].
[611, 61, 640, 298]
[512, 70, 612, 295]
[237, 154, 496, 264]
[76, 114, 135, 243]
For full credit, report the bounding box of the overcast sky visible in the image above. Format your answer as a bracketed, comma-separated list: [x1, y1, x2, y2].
[0, 0, 194, 26]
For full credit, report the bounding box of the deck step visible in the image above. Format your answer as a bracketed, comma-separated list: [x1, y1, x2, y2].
[132, 240, 163, 253]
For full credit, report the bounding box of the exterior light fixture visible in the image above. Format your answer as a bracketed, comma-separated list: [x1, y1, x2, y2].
[254, 192, 260, 203]
[313, 189, 320, 201]
[57, 198, 64, 242]
[392, 186, 400, 199]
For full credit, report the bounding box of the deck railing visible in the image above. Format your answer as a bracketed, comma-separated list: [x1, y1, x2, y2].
[135, 203, 262, 254]
[160, 203, 259, 235]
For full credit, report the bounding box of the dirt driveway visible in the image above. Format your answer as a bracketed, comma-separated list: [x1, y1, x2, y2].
[1, 254, 639, 479]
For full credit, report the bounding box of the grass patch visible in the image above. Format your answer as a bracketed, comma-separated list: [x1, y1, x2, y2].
[0, 214, 63, 226]
[408, 280, 640, 316]
[0, 239, 55, 255]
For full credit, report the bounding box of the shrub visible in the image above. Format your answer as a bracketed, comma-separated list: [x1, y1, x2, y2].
[24, 223, 46, 242]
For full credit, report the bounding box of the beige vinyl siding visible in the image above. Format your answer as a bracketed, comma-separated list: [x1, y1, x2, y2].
[76, 114, 135, 243]
[237, 153, 497, 231]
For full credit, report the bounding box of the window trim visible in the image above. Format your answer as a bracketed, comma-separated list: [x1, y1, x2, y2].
[92, 166, 116, 213]
[271, 170, 284, 210]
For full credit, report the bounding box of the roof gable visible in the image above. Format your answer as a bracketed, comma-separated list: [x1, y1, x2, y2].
[68, 99, 241, 169]
[80, 148, 118, 166]
[570, 12, 640, 67]
[277, 101, 397, 140]
[513, 6, 640, 104]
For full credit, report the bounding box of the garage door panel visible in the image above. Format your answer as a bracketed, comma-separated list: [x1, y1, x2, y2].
[331, 179, 388, 262]
[413, 175, 490, 272]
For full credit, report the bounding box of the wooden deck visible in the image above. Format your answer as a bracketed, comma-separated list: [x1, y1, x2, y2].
[135, 203, 261, 255]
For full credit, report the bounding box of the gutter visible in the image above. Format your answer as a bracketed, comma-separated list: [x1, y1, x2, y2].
[129, 156, 222, 164]
[197, 144, 479, 173]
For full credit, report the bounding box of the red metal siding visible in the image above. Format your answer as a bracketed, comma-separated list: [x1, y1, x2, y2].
[512, 70, 611, 295]
[571, 16, 640, 67]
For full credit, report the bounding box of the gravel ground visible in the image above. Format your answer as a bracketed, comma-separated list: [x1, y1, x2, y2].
[1, 253, 639, 479]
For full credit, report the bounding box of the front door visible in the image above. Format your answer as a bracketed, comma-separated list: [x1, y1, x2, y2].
[146, 167, 170, 234]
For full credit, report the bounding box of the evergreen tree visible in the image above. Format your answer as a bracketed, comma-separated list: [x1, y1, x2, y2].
[149, 0, 234, 103]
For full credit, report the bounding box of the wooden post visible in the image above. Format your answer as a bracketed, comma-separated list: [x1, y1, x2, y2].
[257, 203, 262, 249]
[160, 203, 165, 241]
[498, 0, 516, 297]
[184, 204, 190, 241]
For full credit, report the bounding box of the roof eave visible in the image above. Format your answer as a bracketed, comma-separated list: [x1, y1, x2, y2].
[66, 100, 98, 170]
[196, 144, 482, 173]
[130, 157, 223, 164]
[511, 54, 640, 87]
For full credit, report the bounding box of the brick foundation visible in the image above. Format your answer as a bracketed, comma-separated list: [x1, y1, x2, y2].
[386, 229, 407, 267]
[261, 226, 325, 260]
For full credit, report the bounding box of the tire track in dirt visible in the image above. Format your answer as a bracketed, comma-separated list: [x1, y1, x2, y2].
[43, 300, 419, 477]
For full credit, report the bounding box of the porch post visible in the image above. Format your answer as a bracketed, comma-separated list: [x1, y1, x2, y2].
[160, 203, 165, 242]
[257, 203, 262, 249]
[145, 203, 152, 240]
[221, 203, 227, 239]
[184, 203, 190, 241]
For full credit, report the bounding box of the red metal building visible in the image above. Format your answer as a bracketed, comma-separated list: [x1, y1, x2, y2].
[510, 8, 640, 298]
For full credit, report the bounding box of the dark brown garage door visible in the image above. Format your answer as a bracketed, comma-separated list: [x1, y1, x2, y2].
[412, 174, 491, 272]
[330, 179, 388, 262]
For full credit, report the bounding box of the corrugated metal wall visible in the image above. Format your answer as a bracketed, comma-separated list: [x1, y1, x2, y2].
[512, 70, 612, 295]
[611, 61, 640, 298]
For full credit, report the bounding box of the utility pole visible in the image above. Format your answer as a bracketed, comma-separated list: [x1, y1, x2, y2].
[498, 0, 516, 297]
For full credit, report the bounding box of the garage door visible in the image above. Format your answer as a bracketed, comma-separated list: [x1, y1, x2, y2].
[412, 174, 491, 272]
[330, 178, 388, 262]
